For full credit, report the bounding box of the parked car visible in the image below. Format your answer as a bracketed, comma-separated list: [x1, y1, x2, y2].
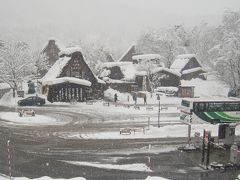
[17, 96, 45, 106]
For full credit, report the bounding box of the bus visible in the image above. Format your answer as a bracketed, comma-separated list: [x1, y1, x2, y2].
[180, 98, 240, 124]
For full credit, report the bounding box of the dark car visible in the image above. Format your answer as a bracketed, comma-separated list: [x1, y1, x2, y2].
[17, 96, 45, 106]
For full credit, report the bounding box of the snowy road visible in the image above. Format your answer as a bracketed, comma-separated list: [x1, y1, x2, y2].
[0, 104, 239, 180]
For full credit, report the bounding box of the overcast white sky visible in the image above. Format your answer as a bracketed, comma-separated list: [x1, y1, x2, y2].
[0, 0, 240, 51]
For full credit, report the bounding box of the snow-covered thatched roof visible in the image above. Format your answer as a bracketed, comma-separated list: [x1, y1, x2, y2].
[101, 62, 137, 80]
[41, 56, 71, 83]
[132, 54, 161, 60]
[42, 77, 91, 86]
[151, 67, 181, 77]
[118, 44, 136, 62]
[59, 47, 82, 57]
[170, 54, 196, 72]
[182, 67, 206, 75]
[41, 47, 105, 85]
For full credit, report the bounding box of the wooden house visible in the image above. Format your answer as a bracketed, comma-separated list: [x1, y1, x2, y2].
[42, 38, 65, 66]
[41, 47, 105, 103]
[99, 61, 152, 93]
[170, 54, 207, 80]
[150, 67, 181, 88]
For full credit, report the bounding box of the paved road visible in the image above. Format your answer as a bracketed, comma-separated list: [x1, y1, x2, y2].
[0, 105, 240, 180]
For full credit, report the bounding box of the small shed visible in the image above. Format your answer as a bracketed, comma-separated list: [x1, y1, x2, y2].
[178, 85, 195, 98]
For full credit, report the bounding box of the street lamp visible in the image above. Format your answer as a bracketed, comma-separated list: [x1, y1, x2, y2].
[157, 94, 160, 128]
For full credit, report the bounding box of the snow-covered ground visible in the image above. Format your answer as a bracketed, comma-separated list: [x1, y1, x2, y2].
[181, 73, 229, 98]
[0, 112, 68, 126]
[0, 174, 169, 180]
[0, 175, 86, 180]
[58, 123, 240, 140]
[61, 161, 150, 172]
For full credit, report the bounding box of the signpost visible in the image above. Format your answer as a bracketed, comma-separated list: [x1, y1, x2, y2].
[157, 94, 160, 128]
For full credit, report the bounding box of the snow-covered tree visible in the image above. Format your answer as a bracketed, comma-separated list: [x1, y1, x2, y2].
[34, 50, 49, 78]
[137, 26, 188, 68]
[214, 10, 240, 89]
[0, 41, 34, 97]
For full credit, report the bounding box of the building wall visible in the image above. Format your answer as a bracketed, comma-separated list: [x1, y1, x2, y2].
[181, 70, 206, 80]
[151, 71, 180, 87]
[47, 52, 104, 102]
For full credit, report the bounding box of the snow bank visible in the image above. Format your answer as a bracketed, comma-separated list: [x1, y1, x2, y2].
[0, 174, 86, 180]
[145, 176, 170, 180]
[61, 161, 149, 172]
[181, 74, 229, 97]
[0, 112, 68, 126]
[0, 83, 11, 89]
[0, 91, 18, 107]
[104, 88, 132, 102]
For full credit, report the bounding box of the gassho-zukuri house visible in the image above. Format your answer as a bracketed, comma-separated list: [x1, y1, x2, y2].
[99, 53, 182, 92]
[40, 47, 105, 103]
[99, 61, 145, 92]
[170, 54, 207, 80]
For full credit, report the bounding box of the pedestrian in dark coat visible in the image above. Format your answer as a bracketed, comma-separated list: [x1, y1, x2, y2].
[144, 95, 147, 105]
[114, 93, 118, 102]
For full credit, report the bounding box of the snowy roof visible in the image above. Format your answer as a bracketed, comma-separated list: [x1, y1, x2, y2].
[0, 83, 11, 90]
[96, 76, 106, 84]
[118, 44, 136, 62]
[102, 62, 132, 68]
[59, 47, 83, 57]
[182, 67, 206, 75]
[132, 54, 161, 60]
[170, 54, 196, 72]
[102, 77, 135, 84]
[151, 67, 181, 77]
[41, 56, 71, 82]
[43, 77, 91, 87]
[101, 62, 137, 80]
[42, 48, 103, 85]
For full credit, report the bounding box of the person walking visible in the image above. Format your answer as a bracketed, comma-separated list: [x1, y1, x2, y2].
[114, 93, 118, 103]
[144, 95, 147, 105]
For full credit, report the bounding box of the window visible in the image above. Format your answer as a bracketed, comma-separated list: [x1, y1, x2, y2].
[181, 100, 190, 107]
